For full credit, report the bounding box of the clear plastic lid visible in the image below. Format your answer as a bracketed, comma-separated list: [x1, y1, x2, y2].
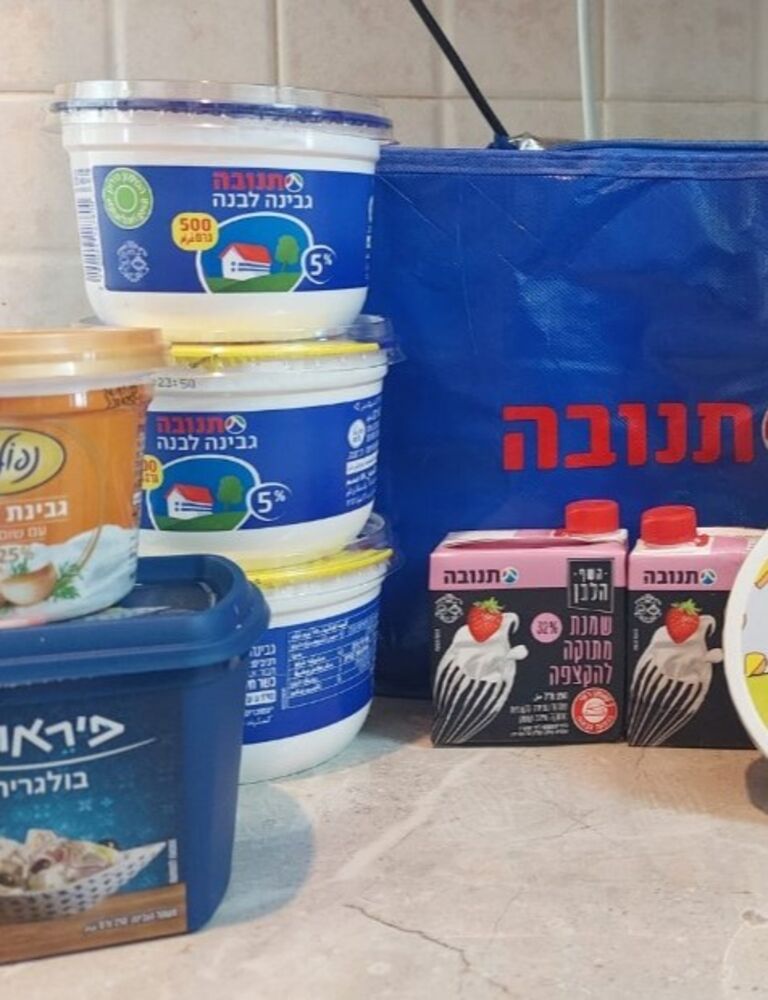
[52, 80, 392, 140]
[0, 326, 167, 382]
[168, 315, 402, 372]
[247, 514, 397, 594]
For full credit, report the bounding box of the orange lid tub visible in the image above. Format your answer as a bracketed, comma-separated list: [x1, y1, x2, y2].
[0, 327, 166, 627]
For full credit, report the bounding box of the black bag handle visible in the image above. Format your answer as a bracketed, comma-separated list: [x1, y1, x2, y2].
[408, 0, 541, 149]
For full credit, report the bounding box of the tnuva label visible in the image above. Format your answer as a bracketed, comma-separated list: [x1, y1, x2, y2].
[75, 165, 374, 294]
[142, 398, 381, 532]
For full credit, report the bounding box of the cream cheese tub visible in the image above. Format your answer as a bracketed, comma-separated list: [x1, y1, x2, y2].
[0, 327, 166, 627]
[53, 81, 392, 339]
[240, 517, 393, 783]
[140, 319, 392, 569]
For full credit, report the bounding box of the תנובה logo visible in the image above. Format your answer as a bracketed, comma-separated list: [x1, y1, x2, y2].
[224, 414, 247, 433]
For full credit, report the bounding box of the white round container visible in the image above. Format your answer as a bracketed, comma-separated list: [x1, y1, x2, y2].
[52, 81, 392, 339]
[241, 522, 393, 782]
[140, 320, 391, 569]
[724, 529, 768, 754]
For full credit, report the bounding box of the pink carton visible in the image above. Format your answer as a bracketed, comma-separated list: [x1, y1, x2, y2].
[430, 501, 627, 746]
[627, 506, 758, 748]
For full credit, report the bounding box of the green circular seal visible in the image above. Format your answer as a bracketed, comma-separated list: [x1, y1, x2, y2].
[102, 168, 153, 229]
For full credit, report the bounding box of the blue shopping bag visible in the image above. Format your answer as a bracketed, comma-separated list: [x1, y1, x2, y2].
[367, 141, 768, 697]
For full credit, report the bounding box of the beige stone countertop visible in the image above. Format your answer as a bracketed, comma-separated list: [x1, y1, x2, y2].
[4, 697, 768, 999]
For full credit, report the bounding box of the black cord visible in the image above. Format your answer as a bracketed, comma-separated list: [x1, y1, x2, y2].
[408, 0, 513, 147]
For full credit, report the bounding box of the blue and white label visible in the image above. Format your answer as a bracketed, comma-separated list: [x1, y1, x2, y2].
[142, 397, 381, 532]
[0, 685, 186, 950]
[243, 597, 380, 743]
[78, 164, 374, 294]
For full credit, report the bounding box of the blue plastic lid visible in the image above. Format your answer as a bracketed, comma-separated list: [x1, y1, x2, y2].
[0, 555, 269, 684]
[52, 80, 392, 140]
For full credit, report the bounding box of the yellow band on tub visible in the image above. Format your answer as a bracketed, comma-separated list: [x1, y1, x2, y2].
[171, 340, 380, 367]
[247, 547, 393, 589]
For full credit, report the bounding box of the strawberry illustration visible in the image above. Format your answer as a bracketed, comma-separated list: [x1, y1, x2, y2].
[665, 600, 701, 644]
[467, 599, 504, 642]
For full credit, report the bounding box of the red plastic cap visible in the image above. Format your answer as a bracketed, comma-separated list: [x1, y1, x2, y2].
[565, 499, 620, 535]
[641, 505, 697, 546]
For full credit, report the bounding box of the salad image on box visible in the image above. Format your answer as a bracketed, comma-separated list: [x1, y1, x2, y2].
[431, 501, 626, 747]
[627, 506, 755, 748]
[0, 831, 166, 924]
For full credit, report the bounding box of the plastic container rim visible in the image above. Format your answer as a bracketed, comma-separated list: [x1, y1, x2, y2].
[51, 80, 392, 140]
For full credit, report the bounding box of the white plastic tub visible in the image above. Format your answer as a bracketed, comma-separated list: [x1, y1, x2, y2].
[240, 517, 393, 783]
[140, 318, 393, 569]
[52, 81, 392, 340]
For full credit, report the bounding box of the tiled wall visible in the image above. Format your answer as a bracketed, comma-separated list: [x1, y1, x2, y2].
[2, 0, 765, 326]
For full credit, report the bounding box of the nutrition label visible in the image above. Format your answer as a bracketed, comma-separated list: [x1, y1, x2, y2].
[510, 693, 571, 738]
[243, 598, 380, 742]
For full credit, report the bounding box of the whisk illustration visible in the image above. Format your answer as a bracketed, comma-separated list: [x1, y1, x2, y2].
[432, 612, 529, 745]
[628, 615, 723, 746]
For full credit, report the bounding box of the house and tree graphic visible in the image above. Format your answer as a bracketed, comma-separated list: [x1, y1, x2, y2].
[153, 460, 253, 532]
[200, 216, 308, 294]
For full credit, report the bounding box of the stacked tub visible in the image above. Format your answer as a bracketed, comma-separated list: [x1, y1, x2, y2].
[54, 81, 396, 782]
